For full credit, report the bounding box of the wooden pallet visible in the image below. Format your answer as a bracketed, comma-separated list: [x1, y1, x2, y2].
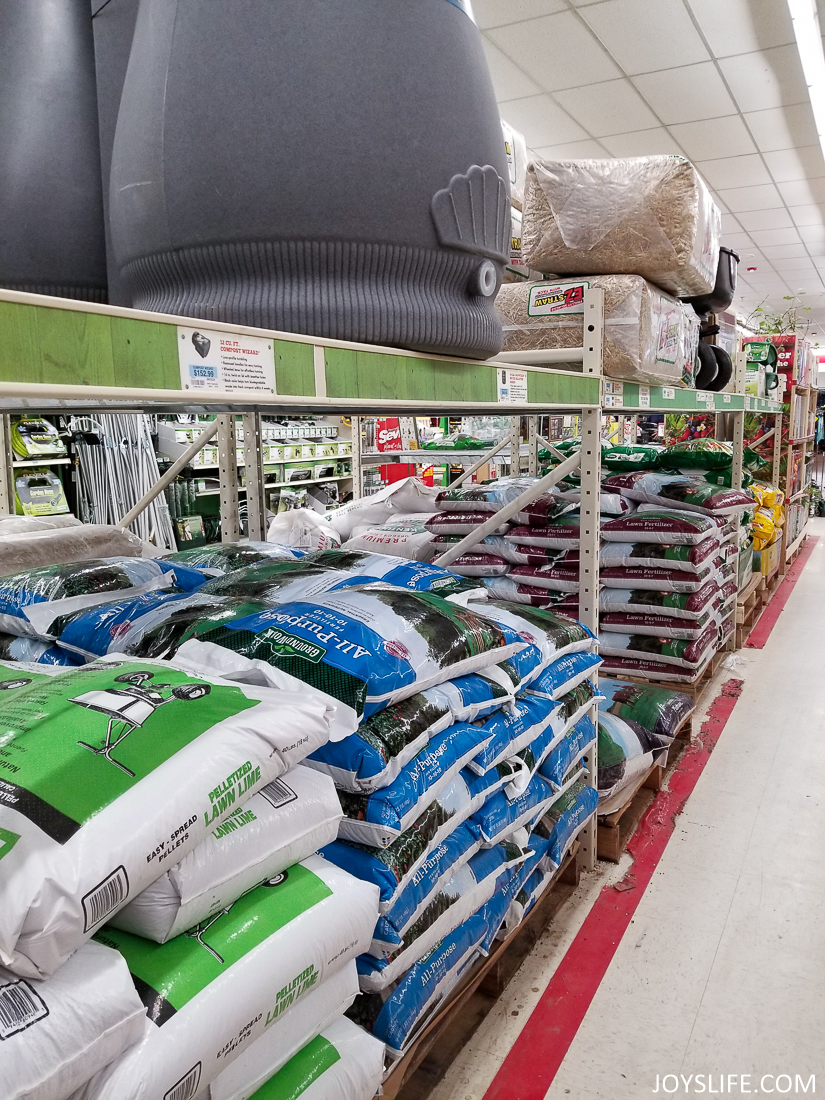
[385, 843, 582, 1100]
[596, 712, 692, 863]
[784, 531, 808, 569]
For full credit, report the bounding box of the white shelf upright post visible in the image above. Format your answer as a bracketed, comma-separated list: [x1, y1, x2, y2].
[242, 412, 266, 541]
[217, 414, 240, 542]
[579, 288, 605, 874]
[0, 415, 14, 515]
[351, 416, 363, 499]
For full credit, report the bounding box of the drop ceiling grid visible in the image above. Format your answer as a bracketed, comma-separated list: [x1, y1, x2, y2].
[478, 0, 825, 333]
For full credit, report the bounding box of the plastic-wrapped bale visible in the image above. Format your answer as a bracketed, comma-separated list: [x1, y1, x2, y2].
[497, 274, 700, 387]
[520, 156, 720, 297]
[73, 857, 378, 1100]
[0, 525, 146, 579]
[0, 641, 335, 979]
[109, 766, 343, 943]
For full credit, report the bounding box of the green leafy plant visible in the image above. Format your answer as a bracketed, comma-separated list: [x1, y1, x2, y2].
[744, 294, 815, 341]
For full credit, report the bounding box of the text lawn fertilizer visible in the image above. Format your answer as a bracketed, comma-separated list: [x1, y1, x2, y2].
[110, 766, 342, 943]
[598, 626, 718, 668]
[0, 641, 334, 978]
[600, 609, 717, 639]
[75, 857, 377, 1100]
[601, 509, 717, 544]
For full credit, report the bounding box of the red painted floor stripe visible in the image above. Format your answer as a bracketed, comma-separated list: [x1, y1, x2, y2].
[746, 535, 819, 648]
[483, 680, 744, 1100]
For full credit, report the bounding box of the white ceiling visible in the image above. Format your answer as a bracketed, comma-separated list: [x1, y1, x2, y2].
[478, 0, 825, 338]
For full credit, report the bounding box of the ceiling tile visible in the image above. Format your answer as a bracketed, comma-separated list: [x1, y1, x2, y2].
[669, 115, 756, 160]
[600, 127, 684, 156]
[481, 38, 542, 101]
[577, 0, 709, 74]
[789, 205, 825, 228]
[695, 154, 772, 190]
[718, 45, 808, 113]
[759, 243, 811, 259]
[772, 257, 820, 271]
[495, 94, 588, 147]
[488, 11, 621, 92]
[744, 103, 819, 153]
[554, 79, 659, 137]
[748, 227, 803, 247]
[762, 145, 825, 182]
[720, 231, 755, 248]
[776, 177, 825, 205]
[721, 212, 744, 234]
[474, 0, 567, 30]
[532, 138, 612, 158]
[736, 208, 794, 232]
[685, 0, 795, 58]
[632, 63, 737, 125]
[714, 182, 783, 211]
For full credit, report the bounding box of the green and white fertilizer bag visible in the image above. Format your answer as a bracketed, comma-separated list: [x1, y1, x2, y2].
[597, 712, 670, 814]
[205, 963, 360, 1100]
[0, 639, 335, 979]
[110, 766, 343, 943]
[1, 940, 145, 1100]
[218, 1017, 384, 1100]
[190, 584, 526, 739]
[163, 542, 305, 576]
[71, 856, 377, 1100]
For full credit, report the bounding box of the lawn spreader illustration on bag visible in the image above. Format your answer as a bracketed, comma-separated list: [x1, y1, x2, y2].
[71, 670, 211, 776]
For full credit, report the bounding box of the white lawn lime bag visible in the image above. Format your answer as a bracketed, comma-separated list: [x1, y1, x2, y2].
[189, 585, 525, 738]
[342, 513, 440, 562]
[205, 963, 360, 1100]
[236, 1017, 385, 1100]
[322, 762, 518, 916]
[306, 669, 515, 794]
[164, 542, 305, 576]
[329, 477, 439, 541]
[0, 557, 208, 641]
[336, 721, 492, 847]
[0, 641, 334, 979]
[73, 857, 378, 1100]
[1, 940, 145, 1100]
[110, 766, 342, 943]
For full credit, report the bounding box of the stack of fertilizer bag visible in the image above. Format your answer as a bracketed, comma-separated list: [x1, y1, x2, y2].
[327, 477, 444, 562]
[306, 597, 601, 1066]
[0, 625, 388, 1100]
[597, 437, 753, 684]
[596, 678, 695, 814]
[497, 155, 722, 389]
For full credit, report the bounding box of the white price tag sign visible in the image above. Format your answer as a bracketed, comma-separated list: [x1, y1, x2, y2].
[603, 381, 624, 408]
[661, 387, 675, 400]
[177, 327, 276, 393]
[497, 369, 529, 404]
[638, 386, 650, 408]
[723, 394, 732, 403]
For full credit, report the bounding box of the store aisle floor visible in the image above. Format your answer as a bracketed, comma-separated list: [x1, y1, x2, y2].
[432, 521, 825, 1100]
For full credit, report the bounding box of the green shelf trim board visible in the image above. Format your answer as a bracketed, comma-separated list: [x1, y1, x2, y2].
[609, 380, 782, 414]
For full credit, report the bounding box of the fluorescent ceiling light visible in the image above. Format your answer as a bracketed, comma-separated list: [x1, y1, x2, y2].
[787, 0, 825, 163]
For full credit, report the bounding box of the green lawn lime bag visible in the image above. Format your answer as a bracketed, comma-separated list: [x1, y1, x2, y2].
[304, 548, 474, 596]
[513, 492, 628, 520]
[599, 679, 695, 739]
[204, 962, 359, 1100]
[600, 537, 720, 573]
[321, 763, 517, 917]
[163, 542, 305, 576]
[600, 444, 664, 472]
[597, 712, 670, 814]
[525, 652, 602, 701]
[603, 473, 754, 516]
[470, 601, 594, 690]
[662, 438, 733, 470]
[435, 478, 539, 512]
[305, 668, 515, 794]
[477, 834, 549, 951]
[356, 843, 525, 993]
[600, 580, 720, 620]
[601, 508, 718, 545]
[109, 766, 342, 943]
[468, 693, 560, 775]
[504, 516, 583, 550]
[600, 609, 717, 639]
[189, 586, 525, 739]
[425, 511, 510, 537]
[74, 857, 378, 1100]
[539, 716, 597, 790]
[600, 563, 716, 591]
[598, 626, 717, 669]
[481, 578, 583, 609]
[0, 630, 78, 666]
[336, 722, 493, 847]
[0, 641, 335, 979]
[236, 1017, 385, 1100]
[369, 820, 481, 956]
[507, 564, 580, 593]
[471, 773, 558, 848]
[0, 557, 207, 641]
[534, 775, 599, 871]
[1, 940, 145, 1100]
[356, 910, 488, 1060]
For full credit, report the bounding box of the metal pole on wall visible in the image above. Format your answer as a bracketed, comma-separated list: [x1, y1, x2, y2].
[217, 414, 240, 542]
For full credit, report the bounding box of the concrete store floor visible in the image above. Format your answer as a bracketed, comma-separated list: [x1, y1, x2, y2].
[432, 518, 825, 1100]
